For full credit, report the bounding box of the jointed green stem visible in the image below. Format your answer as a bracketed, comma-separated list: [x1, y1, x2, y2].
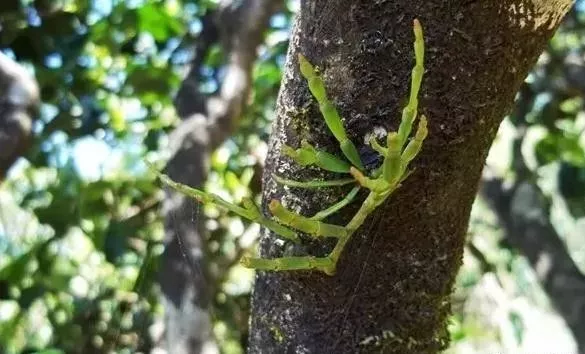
[283, 141, 351, 173]
[400, 116, 428, 171]
[153, 19, 428, 276]
[240, 255, 334, 273]
[272, 174, 355, 188]
[398, 19, 425, 147]
[298, 54, 365, 171]
[383, 132, 403, 184]
[269, 200, 349, 238]
[310, 186, 360, 221]
[239, 19, 428, 275]
[153, 170, 300, 243]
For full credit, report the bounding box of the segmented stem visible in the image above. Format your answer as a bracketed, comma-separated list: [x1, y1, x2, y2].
[153, 168, 300, 243]
[244, 19, 428, 275]
[153, 19, 428, 276]
[240, 255, 334, 274]
[269, 200, 348, 238]
[397, 18, 425, 147]
[298, 54, 365, 171]
[273, 174, 356, 188]
[283, 141, 351, 173]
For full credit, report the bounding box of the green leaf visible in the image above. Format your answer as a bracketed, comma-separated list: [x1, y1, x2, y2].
[535, 133, 585, 167]
[137, 4, 184, 41]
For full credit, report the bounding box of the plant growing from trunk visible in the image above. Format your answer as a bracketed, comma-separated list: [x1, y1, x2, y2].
[152, 20, 427, 275]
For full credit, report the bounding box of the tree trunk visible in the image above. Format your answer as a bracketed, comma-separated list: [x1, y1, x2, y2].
[0, 52, 39, 181]
[249, 1, 573, 353]
[158, 1, 280, 353]
[481, 74, 585, 352]
[482, 177, 585, 353]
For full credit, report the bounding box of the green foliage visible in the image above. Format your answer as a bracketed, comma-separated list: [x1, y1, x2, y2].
[0, 1, 192, 351]
[1, 163, 163, 353]
[0, 1, 583, 353]
[448, 5, 585, 352]
[0, 0, 294, 351]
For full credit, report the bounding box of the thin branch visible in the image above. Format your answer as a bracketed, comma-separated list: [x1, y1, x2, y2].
[171, 0, 282, 153]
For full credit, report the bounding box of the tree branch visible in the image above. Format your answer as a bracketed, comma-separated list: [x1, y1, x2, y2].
[483, 16, 585, 350]
[0, 52, 39, 181]
[481, 176, 585, 353]
[158, 1, 281, 353]
[172, 0, 282, 152]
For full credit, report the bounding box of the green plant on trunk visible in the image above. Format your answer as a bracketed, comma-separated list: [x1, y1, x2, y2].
[152, 19, 428, 275]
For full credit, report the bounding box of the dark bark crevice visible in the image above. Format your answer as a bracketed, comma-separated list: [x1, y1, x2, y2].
[249, 1, 572, 353]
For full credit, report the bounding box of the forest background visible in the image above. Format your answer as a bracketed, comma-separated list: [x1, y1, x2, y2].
[0, 1, 584, 353]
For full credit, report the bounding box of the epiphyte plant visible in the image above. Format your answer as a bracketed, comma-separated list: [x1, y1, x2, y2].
[152, 19, 427, 275]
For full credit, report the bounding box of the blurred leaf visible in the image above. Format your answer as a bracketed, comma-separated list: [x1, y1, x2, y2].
[508, 311, 524, 345]
[205, 44, 224, 67]
[137, 3, 184, 41]
[33, 349, 65, 354]
[535, 133, 585, 166]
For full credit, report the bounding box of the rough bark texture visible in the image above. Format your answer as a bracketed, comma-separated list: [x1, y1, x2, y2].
[0, 52, 39, 181]
[249, 1, 573, 353]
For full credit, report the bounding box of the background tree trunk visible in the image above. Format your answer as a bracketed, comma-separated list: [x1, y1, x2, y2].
[0, 52, 39, 181]
[480, 66, 585, 352]
[159, 1, 280, 353]
[482, 177, 585, 353]
[249, 1, 573, 353]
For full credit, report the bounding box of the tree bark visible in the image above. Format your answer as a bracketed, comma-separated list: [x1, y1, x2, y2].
[0, 52, 39, 181]
[249, 1, 573, 353]
[158, 1, 280, 353]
